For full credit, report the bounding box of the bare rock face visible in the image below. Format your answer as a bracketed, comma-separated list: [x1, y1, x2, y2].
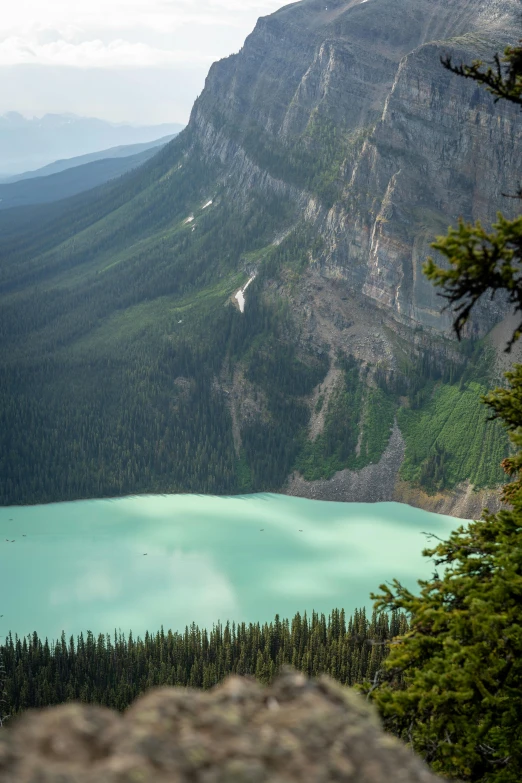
[286, 421, 406, 502]
[190, 0, 522, 337]
[0, 667, 449, 783]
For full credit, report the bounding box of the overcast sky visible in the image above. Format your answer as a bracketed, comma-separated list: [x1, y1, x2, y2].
[0, 0, 287, 125]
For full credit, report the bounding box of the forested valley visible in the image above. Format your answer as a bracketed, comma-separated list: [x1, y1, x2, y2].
[0, 126, 508, 504]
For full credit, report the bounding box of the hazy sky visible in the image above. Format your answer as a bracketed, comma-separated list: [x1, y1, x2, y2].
[0, 0, 287, 125]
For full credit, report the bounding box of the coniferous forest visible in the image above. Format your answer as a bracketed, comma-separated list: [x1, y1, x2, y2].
[0, 608, 408, 716]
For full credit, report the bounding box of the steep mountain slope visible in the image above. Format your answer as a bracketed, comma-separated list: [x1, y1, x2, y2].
[0, 0, 520, 514]
[193, 0, 520, 331]
[0, 142, 174, 211]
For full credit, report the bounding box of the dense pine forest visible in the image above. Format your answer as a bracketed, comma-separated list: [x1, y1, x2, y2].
[0, 607, 408, 717]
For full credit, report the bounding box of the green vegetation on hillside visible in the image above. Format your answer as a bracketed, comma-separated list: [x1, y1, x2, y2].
[294, 355, 391, 481]
[398, 380, 508, 492]
[0, 196, 332, 503]
[357, 386, 397, 464]
[0, 88, 508, 507]
[0, 607, 408, 716]
[293, 341, 507, 489]
[373, 341, 509, 494]
[0, 128, 330, 504]
[243, 334, 328, 489]
[0, 240, 506, 504]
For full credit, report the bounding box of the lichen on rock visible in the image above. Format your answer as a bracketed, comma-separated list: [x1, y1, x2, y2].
[0, 666, 452, 782]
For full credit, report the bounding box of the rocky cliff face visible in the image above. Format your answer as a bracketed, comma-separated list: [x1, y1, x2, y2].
[190, 0, 521, 336]
[0, 667, 450, 783]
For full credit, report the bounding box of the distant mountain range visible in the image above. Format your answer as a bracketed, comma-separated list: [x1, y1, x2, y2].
[0, 136, 177, 184]
[0, 112, 184, 177]
[0, 136, 176, 210]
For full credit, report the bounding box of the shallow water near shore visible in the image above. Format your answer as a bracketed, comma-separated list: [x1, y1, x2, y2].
[0, 493, 464, 641]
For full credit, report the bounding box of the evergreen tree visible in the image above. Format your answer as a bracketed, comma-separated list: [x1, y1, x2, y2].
[368, 40, 522, 783]
[0, 607, 407, 718]
[0, 641, 9, 729]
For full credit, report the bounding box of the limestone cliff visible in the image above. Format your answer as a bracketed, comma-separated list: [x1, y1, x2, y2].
[184, 0, 522, 516]
[190, 0, 520, 335]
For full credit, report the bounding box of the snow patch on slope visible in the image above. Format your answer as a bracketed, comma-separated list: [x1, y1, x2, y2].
[235, 275, 256, 313]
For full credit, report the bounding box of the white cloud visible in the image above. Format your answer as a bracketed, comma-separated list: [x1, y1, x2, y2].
[50, 567, 122, 606]
[0, 1, 287, 68]
[0, 36, 217, 68]
[0, 0, 286, 37]
[0, 0, 288, 121]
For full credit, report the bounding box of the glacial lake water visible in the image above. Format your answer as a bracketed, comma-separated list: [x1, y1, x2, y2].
[0, 494, 465, 642]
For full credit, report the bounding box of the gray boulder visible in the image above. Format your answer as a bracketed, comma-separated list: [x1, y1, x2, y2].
[0, 666, 452, 782]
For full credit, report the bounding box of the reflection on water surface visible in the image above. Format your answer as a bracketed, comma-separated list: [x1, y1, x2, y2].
[0, 493, 462, 640]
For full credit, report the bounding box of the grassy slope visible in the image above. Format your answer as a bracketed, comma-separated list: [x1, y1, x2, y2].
[398, 380, 508, 490]
[294, 346, 508, 492]
[295, 361, 398, 482]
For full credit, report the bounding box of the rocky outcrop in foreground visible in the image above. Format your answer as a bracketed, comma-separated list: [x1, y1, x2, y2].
[0, 667, 450, 783]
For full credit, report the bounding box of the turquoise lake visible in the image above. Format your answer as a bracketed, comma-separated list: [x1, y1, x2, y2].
[0, 494, 465, 642]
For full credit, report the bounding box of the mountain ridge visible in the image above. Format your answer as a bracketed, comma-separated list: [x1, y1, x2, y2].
[0, 135, 177, 184]
[189, 0, 520, 334]
[0, 141, 177, 210]
[0, 0, 520, 514]
[0, 113, 184, 177]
